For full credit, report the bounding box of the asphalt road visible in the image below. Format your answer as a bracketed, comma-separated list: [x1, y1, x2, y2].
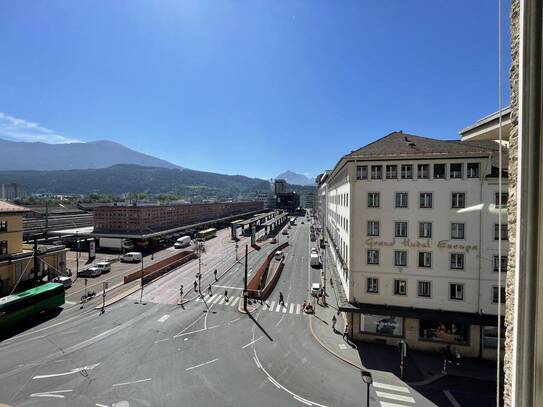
[0, 222, 437, 407]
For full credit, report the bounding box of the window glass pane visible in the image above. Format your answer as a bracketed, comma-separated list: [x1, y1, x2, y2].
[450, 163, 463, 178]
[386, 165, 397, 179]
[434, 163, 446, 179]
[400, 164, 413, 179]
[467, 162, 480, 178]
[417, 164, 430, 179]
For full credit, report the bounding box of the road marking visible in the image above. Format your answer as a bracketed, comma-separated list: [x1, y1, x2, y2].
[268, 301, 275, 311]
[95, 403, 109, 407]
[376, 391, 415, 403]
[230, 297, 240, 306]
[33, 363, 100, 379]
[213, 285, 243, 290]
[242, 336, 264, 349]
[293, 395, 313, 405]
[30, 389, 72, 399]
[154, 338, 169, 343]
[185, 358, 218, 371]
[268, 376, 281, 388]
[373, 382, 410, 393]
[212, 295, 223, 304]
[112, 377, 152, 387]
[296, 304, 301, 315]
[379, 402, 411, 407]
[174, 324, 220, 338]
[157, 314, 170, 323]
[218, 296, 227, 305]
[65, 300, 76, 305]
[275, 303, 281, 312]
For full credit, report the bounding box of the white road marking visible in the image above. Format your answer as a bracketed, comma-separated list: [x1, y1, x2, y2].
[373, 382, 410, 393]
[154, 338, 169, 343]
[33, 363, 100, 379]
[174, 324, 220, 338]
[65, 300, 76, 305]
[95, 403, 109, 407]
[30, 389, 72, 399]
[289, 303, 294, 313]
[230, 297, 240, 306]
[112, 377, 152, 387]
[296, 304, 301, 315]
[268, 301, 276, 311]
[376, 391, 415, 403]
[379, 402, 411, 407]
[294, 395, 313, 405]
[212, 295, 223, 304]
[185, 358, 218, 371]
[242, 336, 264, 349]
[213, 285, 243, 290]
[276, 303, 282, 312]
[157, 314, 170, 323]
[268, 376, 281, 388]
[218, 296, 227, 305]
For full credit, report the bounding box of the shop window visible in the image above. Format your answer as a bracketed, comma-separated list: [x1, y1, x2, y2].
[419, 320, 469, 344]
[360, 314, 404, 337]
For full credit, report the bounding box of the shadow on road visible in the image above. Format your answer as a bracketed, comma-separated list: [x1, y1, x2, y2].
[248, 312, 273, 342]
[0, 307, 64, 342]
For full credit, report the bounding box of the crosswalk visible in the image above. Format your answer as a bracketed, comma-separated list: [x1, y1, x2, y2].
[373, 381, 416, 407]
[194, 295, 305, 315]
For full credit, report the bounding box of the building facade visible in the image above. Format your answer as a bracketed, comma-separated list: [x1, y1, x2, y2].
[0, 201, 67, 296]
[93, 201, 264, 235]
[322, 132, 508, 359]
[0, 183, 28, 201]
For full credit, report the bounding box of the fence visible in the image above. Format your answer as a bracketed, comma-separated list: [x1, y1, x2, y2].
[123, 250, 196, 285]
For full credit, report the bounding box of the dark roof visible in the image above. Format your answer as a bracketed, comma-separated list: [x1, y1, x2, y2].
[350, 131, 503, 159]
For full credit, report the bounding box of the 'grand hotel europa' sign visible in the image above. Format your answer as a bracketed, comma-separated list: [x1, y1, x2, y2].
[365, 238, 478, 253]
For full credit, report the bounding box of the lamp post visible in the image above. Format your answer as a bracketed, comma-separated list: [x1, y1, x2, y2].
[361, 370, 373, 407]
[138, 254, 145, 305]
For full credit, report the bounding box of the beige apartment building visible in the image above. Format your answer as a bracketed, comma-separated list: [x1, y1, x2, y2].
[319, 132, 507, 359]
[0, 201, 67, 296]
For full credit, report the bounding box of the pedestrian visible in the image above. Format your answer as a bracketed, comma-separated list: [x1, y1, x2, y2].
[343, 322, 349, 340]
[193, 280, 198, 291]
[279, 292, 284, 306]
[180, 285, 184, 298]
[208, 284, 213, 296]
[224, 289, 229, 302]
[332, 315, 337, 333]
[214, 269, 218, 281]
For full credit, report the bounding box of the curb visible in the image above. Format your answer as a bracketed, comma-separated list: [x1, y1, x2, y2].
[94, 282, 141, 309]
[308, 313, 362, 371]
[407, 373, 446, 387]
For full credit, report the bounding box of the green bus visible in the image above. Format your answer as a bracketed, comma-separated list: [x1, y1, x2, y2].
[0, 283, 65, 332]
[197, 228, 217, 240]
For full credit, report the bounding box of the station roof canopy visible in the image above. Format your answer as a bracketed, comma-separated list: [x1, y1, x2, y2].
[236, 211, 275, 227]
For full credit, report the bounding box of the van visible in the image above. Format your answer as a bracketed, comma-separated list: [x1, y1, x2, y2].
[95, 262, 111, 273]
[174, 236, 191, 249]
[121, 252, 142, 263]
[310, 253, 320, 267]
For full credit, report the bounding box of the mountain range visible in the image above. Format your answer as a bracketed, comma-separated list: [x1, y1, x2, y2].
[276, 170, 314, 186]
[0, 139, 180, 171]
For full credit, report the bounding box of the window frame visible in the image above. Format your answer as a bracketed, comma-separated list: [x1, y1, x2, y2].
[492, 286, 506, 304]
[450, 163, 463, 179]
[467, 162, 480, 178]
[419, 192, 433, 209]
[417, 163, 430, 179]
[433, 163, 446, 179]
[400, 164, 413, 179]
[418, 222, 432, 238]
[393, 279, 407, 296]
[417, 280, 432, 298]
[493, 255, 508, 273]
[367, 220, 380, 237]
[450, 253, 465, 270]
[371, 165, 382, 180]
[385, 164, 398, 179]
[394, 250, 407, 267]
[418, 251, 432, 268]
[367, 278, 379, 294]
[356, 165, 368, 180]
[395, 192, 409, 208]
[451, 192, 466, 209]
[451, 222, 465, 240]
[367, 192, 380, 208]
[367, 249, 380, 265]
[449, 283, 465, 301]
[394, 221, 408, 238]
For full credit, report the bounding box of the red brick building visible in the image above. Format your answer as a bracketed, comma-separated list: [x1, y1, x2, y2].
[93, 201, 264, 234]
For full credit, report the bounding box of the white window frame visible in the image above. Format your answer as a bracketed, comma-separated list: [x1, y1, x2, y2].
[367, 249, 379, 265]
[450, 253, 465, 270]
[367, 278, 379, 294]
[451, 192, 466, 209]
[449, 283, 464, 301]
[419, 222, 432, 238]
[418, 251, 432, 268]
[419, 192, 433, 209]
[368, 192, 380, 208]
[367, 220, 380, 237]
[451, 222, 465, 240]
[394, 221, 408, 238]
[394, 250, 407, 267]
[417, 281, 432, 298]
[395, 192, 408, 208]
[393, 279, 407, 296]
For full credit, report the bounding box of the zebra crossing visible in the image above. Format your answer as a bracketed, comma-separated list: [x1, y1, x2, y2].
[194, 295, 305, 315]
[372, 381, 416, 407]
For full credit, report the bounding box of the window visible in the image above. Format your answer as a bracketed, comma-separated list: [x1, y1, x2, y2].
[495, 192, 508, 208]
[467, 162, 480, 178]
[0, 240, 7, 255]
[367, 249, 379, 265]
[494, 223, 508, 240]
[451, 223, 465, 239]
[417, 281, 432, 298]
[367, 278, 379, 294]
[393, 279, 407, 295]
[450, 253, 465, 270]
[451, 192, 465, 208]
[418, 252, 432, 268]
[449, 283, 464, 301]
[371, 165, 382, 179]
[0, 221, 6, 232]
[419, 192, 433, 208]
[367, 221, 380, 237]
[450, 163, 463, 179]
[419, 320, 469, 344]
[434, 163, 446, 179]
[395, 192, 408, 208]
[368, 193, 380, 207]
[400, 164, 413, 179]
[419, 222, 432, 238]
[394, 250, 407, 267]
[394, 221, 408, 238]
[417, 164, 430, 179]
[386, 164, 397, 179]
[356, 165, 368, 180]
[492, 286, 506, 304]
[493, 256, 508, 272]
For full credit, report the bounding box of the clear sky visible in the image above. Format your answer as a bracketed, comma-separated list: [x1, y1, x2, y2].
[0, 1, 510, 180]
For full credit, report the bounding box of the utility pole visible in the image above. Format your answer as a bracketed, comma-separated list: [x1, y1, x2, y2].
[75, 232, 80, 278]
[235, 242, 239, 262]
[139, 256, 145, 305]
[322, 237, 327, 306]
[243, 245, 248, 311]
[33, 238, 39, 283]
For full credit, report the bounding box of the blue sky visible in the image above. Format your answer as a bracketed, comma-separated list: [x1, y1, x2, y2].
[0, 1, 510, 180]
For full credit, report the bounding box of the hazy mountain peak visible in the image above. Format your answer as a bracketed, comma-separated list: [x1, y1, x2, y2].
[276, 170, 314, 186]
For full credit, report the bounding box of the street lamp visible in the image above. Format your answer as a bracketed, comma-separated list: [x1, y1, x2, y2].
[361, 370, 373, 407]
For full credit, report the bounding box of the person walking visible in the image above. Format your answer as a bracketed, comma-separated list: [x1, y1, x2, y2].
[332, 315, 337, 333]
[193, 280, 198, 292]
[224, 289, 229, 302]
[343, 322, 349, 340]
[179, 285, 184, 298]
[279, 292, 285, 306]
[207, 284, 213, 296]
[214, 269, 218, 281]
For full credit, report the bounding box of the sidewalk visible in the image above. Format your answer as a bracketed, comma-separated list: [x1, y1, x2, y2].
[309, 245, 498, 387]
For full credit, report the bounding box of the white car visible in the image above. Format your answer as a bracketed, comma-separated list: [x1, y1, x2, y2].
[52, 276, 72, 288]
[274, 250, 284, 261]
[95, 262, 111, 273]
[78, 267, 102, 277]
[311, 247, 318, 255]
[121, 252, 142, 263]
[311, 283, 321, 297]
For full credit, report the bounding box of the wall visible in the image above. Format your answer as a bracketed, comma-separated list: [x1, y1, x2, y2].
[0, 213, 23, 254]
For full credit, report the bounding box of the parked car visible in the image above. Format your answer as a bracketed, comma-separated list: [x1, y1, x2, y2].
[78, 267, 102, 277]
[121, 252, 143, 263]
[310, 253, 320, 267]
[310, 234, 316, 242]
[282, 230, 289, 235]
[52, 276, 72, 288]
[270, 237, 277, 244]
[311, 283, 321, 297]
[274, 250, 284, 260]
[310, 247, 318, 255]
[95, 261, 111, 273]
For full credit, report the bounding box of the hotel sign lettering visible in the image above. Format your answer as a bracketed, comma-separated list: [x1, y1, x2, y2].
[365, 238, 478, 253]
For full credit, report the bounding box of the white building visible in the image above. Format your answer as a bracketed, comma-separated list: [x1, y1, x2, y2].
[322, 131, 508, 359]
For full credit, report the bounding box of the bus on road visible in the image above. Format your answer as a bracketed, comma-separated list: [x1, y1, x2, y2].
[0, 283, 65, 332]
[197, 228, 217, 240]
